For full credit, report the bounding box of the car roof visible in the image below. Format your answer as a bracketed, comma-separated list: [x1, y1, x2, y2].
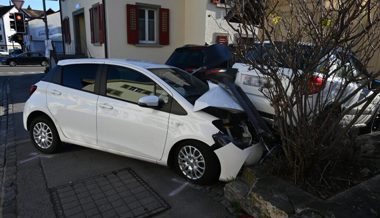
[57, 58, 172, 69]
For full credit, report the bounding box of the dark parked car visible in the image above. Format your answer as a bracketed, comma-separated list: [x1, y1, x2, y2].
[3, 52, 49, 67]
[166, 44, 236, 82]
[9, 49, 23, 56]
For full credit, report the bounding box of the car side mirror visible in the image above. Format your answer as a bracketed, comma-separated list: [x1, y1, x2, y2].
[138, 95, 160, 107]
[370, 79, 380, 90]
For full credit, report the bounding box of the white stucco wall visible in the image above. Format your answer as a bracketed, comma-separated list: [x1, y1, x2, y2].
[60, 0, 105, 58]
[106, 0, 186, 63]
[205, 3, 240, 45]
[183, 0, 207, 45]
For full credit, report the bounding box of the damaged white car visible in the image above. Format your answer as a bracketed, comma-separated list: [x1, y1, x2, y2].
[23, 59, 263, 184]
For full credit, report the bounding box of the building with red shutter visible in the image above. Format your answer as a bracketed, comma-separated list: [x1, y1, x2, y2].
[59, 0, 242, 63]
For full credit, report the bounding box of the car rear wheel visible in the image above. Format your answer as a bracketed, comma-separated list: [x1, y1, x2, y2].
[174, 141, 220, 184]
[9, 61, 16, 67]
[41, 61, 49, 67]
[29, 116, 61, 154]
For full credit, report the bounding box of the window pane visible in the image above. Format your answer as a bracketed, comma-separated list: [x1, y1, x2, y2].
[150, 68, 209, 104]
[138, 9, 146, 41]
[106, 65, 156, 104]
[62, 64, 98, 92]
[148, 10, 155, 41]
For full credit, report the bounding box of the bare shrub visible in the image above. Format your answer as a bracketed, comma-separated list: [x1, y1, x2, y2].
[225, 0, 380, 184]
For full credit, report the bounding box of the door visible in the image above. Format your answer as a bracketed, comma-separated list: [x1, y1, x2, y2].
[15, 53, 29, 65]
[29, 53, 43, 65]
[74, 11, 87, 55]
[46, 64, 100, 145]
[97, 65, 171, 160]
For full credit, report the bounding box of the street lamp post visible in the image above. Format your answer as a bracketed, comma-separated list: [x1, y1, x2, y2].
[42, 0, 49, 41]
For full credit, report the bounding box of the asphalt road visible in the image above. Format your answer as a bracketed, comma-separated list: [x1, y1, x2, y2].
[0, 69, 232, 218]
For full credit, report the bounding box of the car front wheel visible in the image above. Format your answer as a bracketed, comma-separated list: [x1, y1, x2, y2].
[9, 61, 16, 67]
[41, 61, 49, 67]
[29, 116, 61, 154]
[174, 141, 220, 184]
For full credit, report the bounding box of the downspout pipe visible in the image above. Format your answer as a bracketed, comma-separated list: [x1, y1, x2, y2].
[102, 0, 108, 58]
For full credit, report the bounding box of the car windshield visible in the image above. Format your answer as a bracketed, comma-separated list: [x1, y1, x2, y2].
[149, 68, 209, 104]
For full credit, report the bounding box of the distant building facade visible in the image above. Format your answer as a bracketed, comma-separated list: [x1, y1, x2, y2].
[0, 5, 22, 52]
[26, 11, 63, 54]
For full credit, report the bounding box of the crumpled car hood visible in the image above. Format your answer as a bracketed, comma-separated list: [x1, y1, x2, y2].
[193, 82, 243, 112]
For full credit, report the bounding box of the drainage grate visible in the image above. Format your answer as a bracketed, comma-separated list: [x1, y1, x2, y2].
[49, 168, 170, 218]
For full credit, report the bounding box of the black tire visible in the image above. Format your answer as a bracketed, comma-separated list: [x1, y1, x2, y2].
[29, 116, 61, 154]
[173, 141, 220, 185]
[9, 61, 16, 67]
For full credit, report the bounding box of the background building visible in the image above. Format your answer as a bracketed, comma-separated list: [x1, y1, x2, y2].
[60, 0, 241, 63]
[0, 5, 22, 52]
[26, 11, 63, 54]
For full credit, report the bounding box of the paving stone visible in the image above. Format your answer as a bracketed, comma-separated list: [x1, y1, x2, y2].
[49, 168, 169, 218]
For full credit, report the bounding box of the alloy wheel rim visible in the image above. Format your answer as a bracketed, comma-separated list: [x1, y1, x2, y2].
[178, 145, 206, 180]
[33, 122, 53, 149]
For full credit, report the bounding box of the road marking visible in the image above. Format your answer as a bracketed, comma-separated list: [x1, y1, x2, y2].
[18, 153, 54, 165]
[169, 179, 189, 197]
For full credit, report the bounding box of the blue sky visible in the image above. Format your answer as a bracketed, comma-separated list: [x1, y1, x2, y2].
[0, 0, 59, 11]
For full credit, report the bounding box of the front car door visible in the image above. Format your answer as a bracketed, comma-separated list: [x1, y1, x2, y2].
[46, 63, 100, 146]
[97, 64, 170, 160]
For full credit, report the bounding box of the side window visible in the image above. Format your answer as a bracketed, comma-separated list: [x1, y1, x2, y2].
[42, 65, 62, 84]
[62, 64, 98, 93]
[106, 65, 170, 105]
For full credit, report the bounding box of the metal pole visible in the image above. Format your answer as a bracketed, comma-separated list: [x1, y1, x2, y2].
[42, 0, 49, 40]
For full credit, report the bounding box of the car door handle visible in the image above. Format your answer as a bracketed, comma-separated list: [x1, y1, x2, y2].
[99, 103, 113, 110]
[50, 90, 61, 95]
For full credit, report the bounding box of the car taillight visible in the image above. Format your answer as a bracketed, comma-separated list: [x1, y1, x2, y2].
[185, 68, 195, 73]
[205, 68, 227, 75]
[29, 85, 37, 96]
[307, 75, 325, 95]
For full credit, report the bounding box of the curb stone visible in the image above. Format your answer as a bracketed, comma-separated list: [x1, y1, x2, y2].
[0, 78, 17, 218]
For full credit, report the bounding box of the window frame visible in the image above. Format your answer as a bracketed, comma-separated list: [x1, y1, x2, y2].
[138, 7, 158, 44]
[99, 64, 183, 114]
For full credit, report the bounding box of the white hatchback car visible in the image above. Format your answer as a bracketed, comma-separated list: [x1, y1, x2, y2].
[23, 59, 263, 184]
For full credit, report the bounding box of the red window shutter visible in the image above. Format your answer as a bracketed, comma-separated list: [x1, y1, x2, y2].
[216, 35, 228, 44]
[63, 18, 71, 44]
[89, 8, 95, 43]
[99, 4, 105, 44]
[159, 8, 169, 45]
[126, 4, 138, 44]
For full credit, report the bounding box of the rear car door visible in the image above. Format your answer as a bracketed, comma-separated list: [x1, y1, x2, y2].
[46, 63, 101, 146]
[97, 65, 170, 160]
[29, 53, 43, 65]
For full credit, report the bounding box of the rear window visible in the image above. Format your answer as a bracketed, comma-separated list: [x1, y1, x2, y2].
[62, 64, 99, 93]
[166, 48, 205, 69]
[245, 43, 313, 70]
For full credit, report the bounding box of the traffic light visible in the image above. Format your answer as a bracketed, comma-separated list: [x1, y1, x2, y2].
[9, 13, 15, 30]
[15, 12, 25, 33]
